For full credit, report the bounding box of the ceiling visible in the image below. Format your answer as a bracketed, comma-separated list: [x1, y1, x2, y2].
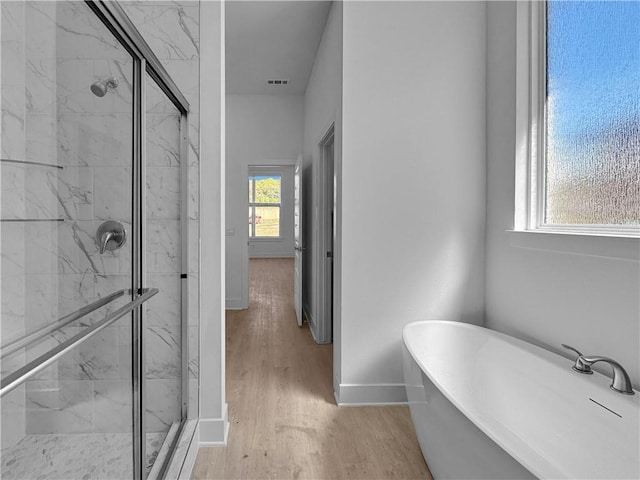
[225, 1, 332, 95]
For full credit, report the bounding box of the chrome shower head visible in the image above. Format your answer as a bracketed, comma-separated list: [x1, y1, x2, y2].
[90, 77, 119, 97]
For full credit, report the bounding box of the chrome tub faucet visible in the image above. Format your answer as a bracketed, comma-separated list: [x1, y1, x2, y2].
[562, 344, 635, 395]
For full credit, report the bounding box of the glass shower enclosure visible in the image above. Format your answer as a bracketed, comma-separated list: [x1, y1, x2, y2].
[0, 2, 191, 478]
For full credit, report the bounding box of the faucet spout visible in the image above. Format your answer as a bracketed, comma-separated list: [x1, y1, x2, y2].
[578, 356, 635, 395]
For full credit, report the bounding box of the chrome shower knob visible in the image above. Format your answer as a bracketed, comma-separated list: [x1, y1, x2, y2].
[97, 220, 127, 254]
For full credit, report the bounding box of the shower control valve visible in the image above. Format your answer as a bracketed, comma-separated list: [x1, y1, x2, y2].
[97, 220, 127, 254]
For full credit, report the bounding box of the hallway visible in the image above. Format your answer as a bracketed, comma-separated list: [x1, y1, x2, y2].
[192, 258, 431, 479]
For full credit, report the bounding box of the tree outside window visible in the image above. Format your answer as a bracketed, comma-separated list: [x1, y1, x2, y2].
[249, 175, 281, 237]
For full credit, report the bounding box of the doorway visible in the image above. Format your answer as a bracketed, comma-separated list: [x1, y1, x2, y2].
[314, 124, 335, 344]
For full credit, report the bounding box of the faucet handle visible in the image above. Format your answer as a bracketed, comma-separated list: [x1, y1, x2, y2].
[562, 344, 593, 374]
[562, 344, 584, 356]
[99, 230, 115, 254]
[96, 221, 127, 255]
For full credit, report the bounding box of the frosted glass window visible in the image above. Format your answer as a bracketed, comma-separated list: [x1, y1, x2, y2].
[545, 1, 640, 225]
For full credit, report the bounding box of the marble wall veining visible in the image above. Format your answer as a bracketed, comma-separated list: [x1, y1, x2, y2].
[2, 0, 201, 467]
[121, 0, 201, 422]
[15, 0, 136, 441]
[1, 0, 60, 450]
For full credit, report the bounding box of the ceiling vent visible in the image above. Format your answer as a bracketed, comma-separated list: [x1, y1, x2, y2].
[267, 79, 289, 86]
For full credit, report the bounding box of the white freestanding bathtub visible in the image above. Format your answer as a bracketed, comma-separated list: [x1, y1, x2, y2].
[402, 321, 640, 480]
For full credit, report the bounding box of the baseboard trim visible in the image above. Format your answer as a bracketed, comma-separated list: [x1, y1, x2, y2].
[225, 298, 244, 310]
[248, 253, 295, 258]
[303, 304, 315, 331]
[198, 404, 229, 445]
[335, 383, 407, 406]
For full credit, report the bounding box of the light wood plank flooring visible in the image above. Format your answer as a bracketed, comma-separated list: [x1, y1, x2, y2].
[191, 258, 432, 480]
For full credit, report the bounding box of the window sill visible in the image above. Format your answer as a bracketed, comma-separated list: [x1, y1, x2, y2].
[506, 229, 640, 261]
[249, 237, 284, 243]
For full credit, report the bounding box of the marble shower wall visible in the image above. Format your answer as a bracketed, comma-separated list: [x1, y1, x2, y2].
[2, 0, 200, 449]
[26, 1, 136, 437]
[1, 1, 60, 449]
[144, 76, 182, 433]
[2, 0, 138, 443]
[122, 0, 201, 421]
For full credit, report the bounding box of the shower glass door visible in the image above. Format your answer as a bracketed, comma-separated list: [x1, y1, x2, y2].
[2, 1, 191, 478]
[1, 1, 136, 478]
[143, 71, 187, 476]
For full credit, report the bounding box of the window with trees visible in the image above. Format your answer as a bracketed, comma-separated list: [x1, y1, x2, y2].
[249, 175, 281, 238]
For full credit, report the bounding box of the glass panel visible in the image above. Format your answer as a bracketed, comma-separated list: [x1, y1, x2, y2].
[249, 206, 254, 237]
[545, 1, 640, 225]
[254, 175, 281, 204]
[248, 176, 254, 203]
[1, 1, 135, 478]
[144, 73, 183, 476]
[1, 313, 134, 479]
[254, 206, 280, 237]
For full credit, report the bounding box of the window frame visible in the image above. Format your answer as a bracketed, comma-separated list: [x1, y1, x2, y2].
[515, 1, 640, 238]
[248, 171, 283, 240]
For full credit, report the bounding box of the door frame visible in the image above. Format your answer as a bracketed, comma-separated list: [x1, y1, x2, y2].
[241, 164, 296, 310]
[294, 155, 304, 326]
[316, 123, 335, 344]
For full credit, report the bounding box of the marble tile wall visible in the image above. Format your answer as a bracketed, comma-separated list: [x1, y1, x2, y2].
[144, 76, 183, 435]
[122, 0, 201, 424]
[1, 1, 59, 450]
[23, 312, 135, 436]
[1, 0, 138, 442]
[2, 0, 201, 455]
[29, 0, 135, 436]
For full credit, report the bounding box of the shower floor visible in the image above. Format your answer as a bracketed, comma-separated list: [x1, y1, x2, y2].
[1, 432, 166, 479]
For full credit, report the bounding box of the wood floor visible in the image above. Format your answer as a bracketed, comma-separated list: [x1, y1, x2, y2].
[191, 258, 432, 480]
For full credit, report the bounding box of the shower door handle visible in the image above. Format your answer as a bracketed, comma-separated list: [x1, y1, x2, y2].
[97, 220, 127, 254]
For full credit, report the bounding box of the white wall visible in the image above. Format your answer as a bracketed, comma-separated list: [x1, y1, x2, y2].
[338, 1, 487, 404]
[191, 3, 639, 446]
[485, 2, 640, 384]
[225, 94, 304, 308]
[302, 1, 343, 352]
[199, 0, 227, 444]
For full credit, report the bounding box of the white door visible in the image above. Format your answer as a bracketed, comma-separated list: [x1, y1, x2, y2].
[294, 155, 304, 326]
